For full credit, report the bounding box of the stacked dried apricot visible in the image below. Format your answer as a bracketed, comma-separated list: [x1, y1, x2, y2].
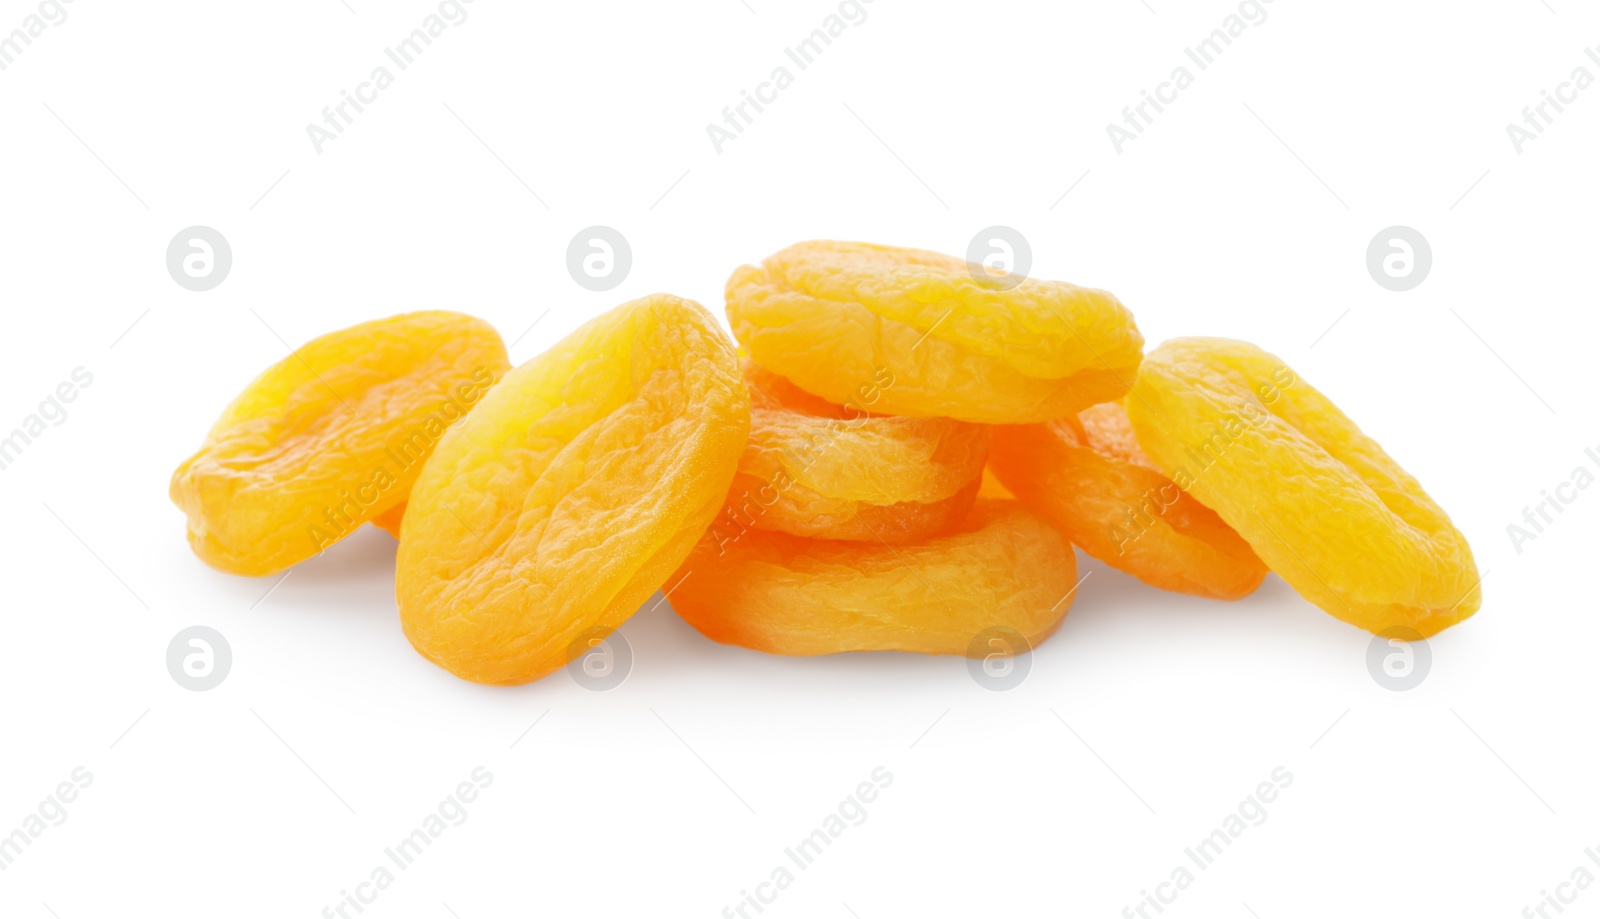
[726, 240, 1144, 424]
[990, 401, 1268, 600]
[706, 240, 1476, 649]
[714, 360, 989, 545]
[169, 238, 1481, 687]
[671, 499, 1076, 656]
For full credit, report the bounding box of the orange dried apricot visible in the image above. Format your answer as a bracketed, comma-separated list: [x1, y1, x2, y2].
[170, 311, 508, 576]
[372, 503, 406, 538]
[396, 294, 750, 685]
[978, 468, 1014, 500]
[725, 240, 1144, 424]
[1126, 337, 1481, 637]
[670, 499, 1077, 657]
[713, 360, 988, 545]
[991, 401, 1267, 600]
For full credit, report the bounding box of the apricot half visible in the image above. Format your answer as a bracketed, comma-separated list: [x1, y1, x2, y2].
[671, 499, 1078, 657]
[991, 401, 1267, 600]
[396, 295, 750, 685]
[169, 311, 508, 576]
[1127, 338, 1481, 636]
[714, 361, 988, 545]
[725, 240, 1144, 424]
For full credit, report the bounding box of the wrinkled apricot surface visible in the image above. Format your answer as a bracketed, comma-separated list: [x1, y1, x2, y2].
[170, 311, 508, 576]
[1126, 338, 1481, 637]
[726, 241, 1144, 424]
[670, 499, 1077, 657]
[992, 401, 1267, 600]
[396, 295, 750, 685]
[717, 361, 988, 544]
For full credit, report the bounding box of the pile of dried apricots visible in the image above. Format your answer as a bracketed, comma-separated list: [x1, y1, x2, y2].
[170, 240, 1481, 685]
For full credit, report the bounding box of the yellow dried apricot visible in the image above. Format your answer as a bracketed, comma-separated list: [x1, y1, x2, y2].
[396, 294, 750, 685]
[1126, 338, 1481, 637]
[713, 360, 987, 545]
[991, 401, 1267, 600]
[170, 311, 508, 576]
[670, 499, 1077, 657]
[726, 240, 1144, 424]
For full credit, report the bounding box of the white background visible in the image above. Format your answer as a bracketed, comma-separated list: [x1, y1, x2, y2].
[1, 0, 1595, 916]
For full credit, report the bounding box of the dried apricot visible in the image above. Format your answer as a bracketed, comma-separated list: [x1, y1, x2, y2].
[991, 401, 1267, 600]
[714, 360, 988, 544]
[978, 468, 1014, 500]
[170, 311, 508, 576]
[725, 240, 1144, 424]
[1126, 338, 1480, 637]
[372, 502, 406, 538]
[396, 294, 750, 685]
[670, 499, 1077, 657]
